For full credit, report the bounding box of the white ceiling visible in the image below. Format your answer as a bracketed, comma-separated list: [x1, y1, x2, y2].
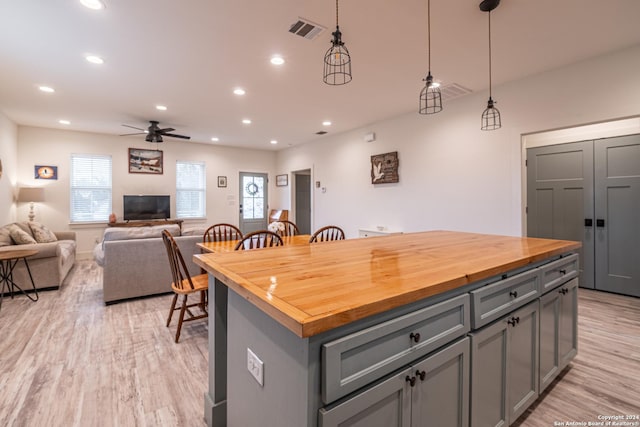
[1, 0, 640, 150]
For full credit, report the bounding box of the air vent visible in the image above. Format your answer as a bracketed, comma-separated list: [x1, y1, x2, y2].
[289, 17, 326, 40]
[440, 83, 473, 101]
[316, 130, 328, 135]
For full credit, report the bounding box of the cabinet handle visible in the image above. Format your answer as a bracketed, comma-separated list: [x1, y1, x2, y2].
[405, 375, 416, 387]
[515, 316, 520, 324]
[559, 288, 568, 295]
[507, 317, 516, 326]
[596, 219, 605, 227]
[416, 370, 426, 381]
[509, 291, 518, 298]
[409, 332, 421, 343]
[559, 269, 567, 275]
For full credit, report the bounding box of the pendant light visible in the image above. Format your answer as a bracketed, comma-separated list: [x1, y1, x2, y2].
[323, 0, 352, 85]
[480, 0, 501, 130]
[419, 0, 442, 114]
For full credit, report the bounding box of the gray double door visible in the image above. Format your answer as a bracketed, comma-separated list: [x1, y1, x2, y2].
[527, 134, 640, 297]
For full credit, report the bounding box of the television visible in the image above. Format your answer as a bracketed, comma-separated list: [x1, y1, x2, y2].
[123, 195, 171, 221]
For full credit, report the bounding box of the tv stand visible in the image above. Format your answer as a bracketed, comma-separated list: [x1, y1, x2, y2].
[108, 219, 183, 231]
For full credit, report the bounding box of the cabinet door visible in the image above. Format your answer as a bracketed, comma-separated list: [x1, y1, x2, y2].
[411, 338, 470, 427]
[507, 302, 539, 423]
[470, 320, 508, 427]
[558, 278, 578, 368]
[539, 289, 561, 392]
[319, 368, 411, 427]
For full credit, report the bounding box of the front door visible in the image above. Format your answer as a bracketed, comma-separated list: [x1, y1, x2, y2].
[239, 172, 268, 234]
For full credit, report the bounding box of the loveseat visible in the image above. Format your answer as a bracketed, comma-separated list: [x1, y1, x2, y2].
[0, 221, 77, 290]
[93, 224, 203, 304]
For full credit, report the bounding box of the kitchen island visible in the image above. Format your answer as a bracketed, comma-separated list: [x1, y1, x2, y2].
[194, 230, 581, 427]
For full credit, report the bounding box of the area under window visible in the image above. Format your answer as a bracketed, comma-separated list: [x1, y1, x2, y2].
[176, 161, 206, 218]
[70, 154, 112, 223]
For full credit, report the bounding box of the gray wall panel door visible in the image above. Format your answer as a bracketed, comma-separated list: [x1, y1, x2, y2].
[594, 135, 640, 297]
[527, 141, 595, 289]
[295, 172, 312, 234]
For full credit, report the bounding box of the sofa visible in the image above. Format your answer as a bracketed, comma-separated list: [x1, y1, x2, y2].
[0, 221, 77, 291]
[93, 224, 203, 304]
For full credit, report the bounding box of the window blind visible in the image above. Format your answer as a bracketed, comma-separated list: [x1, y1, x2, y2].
[70, 154, 112, 222]
[176, 161, 206, 218]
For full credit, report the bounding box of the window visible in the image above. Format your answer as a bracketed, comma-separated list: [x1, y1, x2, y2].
[176, 161, 206, 218]
[70, 154, 112, 222]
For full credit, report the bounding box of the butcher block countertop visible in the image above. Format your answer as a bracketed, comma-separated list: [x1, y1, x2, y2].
[194, 230, 580, 338]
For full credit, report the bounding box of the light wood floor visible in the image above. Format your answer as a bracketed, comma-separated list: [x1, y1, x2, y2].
[0, 261, 638, 426]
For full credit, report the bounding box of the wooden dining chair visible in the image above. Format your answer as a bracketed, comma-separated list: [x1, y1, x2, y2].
[162, 230, 208, 343]
[234, 230, 283, 250]
[203, 223, 243, 242]
[309, 225, 346, 243]
[279, 220, 300, 236]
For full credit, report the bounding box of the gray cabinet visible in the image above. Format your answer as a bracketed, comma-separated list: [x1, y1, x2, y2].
[320, 337, 470, 427]
[539, 278, 578, 392]
[470, 301, 539, 427]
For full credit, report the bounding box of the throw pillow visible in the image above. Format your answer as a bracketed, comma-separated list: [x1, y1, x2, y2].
[0, 224, 13, 247]
[9, 224, 37, 245]
[29, 221, 58, 243]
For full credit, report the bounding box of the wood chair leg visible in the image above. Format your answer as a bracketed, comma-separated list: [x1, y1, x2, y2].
[167, 293, 178, 327]
[175, 294, 188, 343]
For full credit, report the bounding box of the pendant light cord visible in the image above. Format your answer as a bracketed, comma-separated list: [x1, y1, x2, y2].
[336, 0, 339, 27]
[427, 0, 431, 71]
[488, 11, 492, 99]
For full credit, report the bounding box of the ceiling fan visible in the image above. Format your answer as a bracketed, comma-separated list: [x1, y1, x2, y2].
[120, 120, 191, 143]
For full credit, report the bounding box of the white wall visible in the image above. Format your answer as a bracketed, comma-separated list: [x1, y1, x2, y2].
[276, 44, 640, 238]
[17, 126, 277, 257]
[0, 110, 18, 225]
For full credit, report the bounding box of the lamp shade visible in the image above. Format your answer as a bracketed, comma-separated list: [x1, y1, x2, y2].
[18, 187, 45, 203]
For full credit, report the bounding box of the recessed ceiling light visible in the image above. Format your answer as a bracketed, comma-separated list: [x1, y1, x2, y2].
[80, 0, 105, 10]
[85, 55, 104, 64]
[156, 105, 167, 111]
[39, 86, 55, 93]
[59, 119, 71, 125]
[322, 121, 332, 126]
[233, 88, 246, 96]
[211, 137, 219, 142]
[270, 56, 285, 65]
[242, 119, 252, 124]
[270, 140, 278, 145]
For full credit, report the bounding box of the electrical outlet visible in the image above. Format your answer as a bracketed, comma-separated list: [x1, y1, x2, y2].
[247, 348, 264, 386]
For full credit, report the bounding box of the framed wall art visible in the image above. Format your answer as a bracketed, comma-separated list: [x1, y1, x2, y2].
[218, 176, 227, 188]
[35, 165, 58, 180]
[276, 174, 288, 187]
[129, 148, 163, 174]
[371, 151, 399, 184]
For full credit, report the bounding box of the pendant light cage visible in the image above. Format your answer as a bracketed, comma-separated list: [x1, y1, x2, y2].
[419, 73, 442, 114]
[480, 0, 501, 130]
[419, 0, 442, 114]
[323, 0, 352, 85]
[481, 97, 501, 130]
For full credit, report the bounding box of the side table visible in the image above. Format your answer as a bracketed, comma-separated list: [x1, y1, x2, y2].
[0, 249, 39, 313]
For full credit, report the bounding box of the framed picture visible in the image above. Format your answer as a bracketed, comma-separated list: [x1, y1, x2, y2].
[276, 174, 288, 187]
[35, 165, 58, 180]
[371, 151, 399, 184]
[129, 148, 163, 174]
[218, 176, 227, 188]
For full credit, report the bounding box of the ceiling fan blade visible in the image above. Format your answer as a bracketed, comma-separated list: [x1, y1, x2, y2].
[157, 127, 175, 133]
[119, 132, 146, 136]
[163, 133, 191, 140]
[122, 124, 145, 131]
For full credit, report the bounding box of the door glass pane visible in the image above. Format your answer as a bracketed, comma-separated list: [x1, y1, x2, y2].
[242, 176, 265, 219]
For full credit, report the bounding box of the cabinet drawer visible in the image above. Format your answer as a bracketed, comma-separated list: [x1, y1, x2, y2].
[322, 294, 470, 404]
[471, 269, 539, 329]
[539, 253, 579, 294]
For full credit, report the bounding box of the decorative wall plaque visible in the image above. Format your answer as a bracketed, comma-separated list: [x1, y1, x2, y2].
[370, 151, 399, 184]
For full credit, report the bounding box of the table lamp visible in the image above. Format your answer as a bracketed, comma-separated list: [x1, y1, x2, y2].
[18, 187, 45, 222]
